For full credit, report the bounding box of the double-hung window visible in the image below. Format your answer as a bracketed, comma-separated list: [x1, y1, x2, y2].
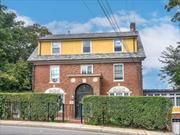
[82, 40, 91, 53]
[52, 42, 60, 55]
[113, 64, 124, 81]
[81, 65, 93, 74]
[50, 65, 60, 83]
[114, 39, 122, 52]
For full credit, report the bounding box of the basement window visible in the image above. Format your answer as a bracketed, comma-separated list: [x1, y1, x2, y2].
[108, 86, 131, 96]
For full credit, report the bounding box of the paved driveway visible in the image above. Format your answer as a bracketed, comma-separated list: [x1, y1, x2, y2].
[0, 125, 117, 135]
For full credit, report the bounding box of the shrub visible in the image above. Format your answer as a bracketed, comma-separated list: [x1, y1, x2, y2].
[0, 93, 61, 121]
[83, 96, 173, 130]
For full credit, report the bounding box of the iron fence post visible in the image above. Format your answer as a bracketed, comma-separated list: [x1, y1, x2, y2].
[62, 104, 65, 122]
[80, 103, 83, 124]
[47, 102, 50, 121]
[29, 102, 32, 120]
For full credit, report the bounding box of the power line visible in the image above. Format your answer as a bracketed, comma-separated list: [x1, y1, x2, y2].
[97, 0, 143, 91]
[104, 0, 121, 32]
[97, 0, 118, 32]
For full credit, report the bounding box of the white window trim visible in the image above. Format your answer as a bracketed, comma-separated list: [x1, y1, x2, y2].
[108, 92, 130, 96]
[80, 64, 93, 74]
[113, 39, 123, 53]
[51, 41, 61, 55]
[81, 39, 92, 54]
[49, 65, 60, 83]
[113, 63, 124, 82]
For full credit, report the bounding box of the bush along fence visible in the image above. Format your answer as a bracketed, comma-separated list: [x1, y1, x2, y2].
[83, 96, 173, 130]
[0, 93, 62, 121]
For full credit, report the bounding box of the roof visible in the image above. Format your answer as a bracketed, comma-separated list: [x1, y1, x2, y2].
[28, 31, 146, 63]
[39, 31, 138, 40]
[143, 89, 180, 93]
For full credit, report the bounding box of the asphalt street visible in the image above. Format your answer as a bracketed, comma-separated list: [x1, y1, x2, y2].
[0, 125, 118, 135]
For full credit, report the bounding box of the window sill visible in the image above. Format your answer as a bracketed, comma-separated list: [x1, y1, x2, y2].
[49, 81, 60, 84]
[113, 79, 124, 82]
[67, 74, 102, 78]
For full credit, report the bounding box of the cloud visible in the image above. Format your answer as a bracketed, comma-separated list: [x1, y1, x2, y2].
[45, 11, 179, 74]
[141, 23, 179, 70]
[8, 9, 35, 26]
[45, 11, 143, 34]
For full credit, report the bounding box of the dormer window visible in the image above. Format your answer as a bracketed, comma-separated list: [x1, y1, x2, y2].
[52, 42, 60, 55]
[83, 40, 91, 53]
[114, 39, 122, 52]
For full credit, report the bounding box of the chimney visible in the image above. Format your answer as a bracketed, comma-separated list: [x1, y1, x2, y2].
[130, 22, 136, 32]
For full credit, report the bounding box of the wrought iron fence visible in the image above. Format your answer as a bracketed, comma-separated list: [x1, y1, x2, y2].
[0, 101, 84, 123]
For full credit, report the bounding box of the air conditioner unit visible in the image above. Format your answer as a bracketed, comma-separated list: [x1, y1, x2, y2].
[52, 78, 58, 83]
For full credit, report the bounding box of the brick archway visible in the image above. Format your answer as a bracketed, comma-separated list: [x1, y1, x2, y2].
[75, 83, 93, 118]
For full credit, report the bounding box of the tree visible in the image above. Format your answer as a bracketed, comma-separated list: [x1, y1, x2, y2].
[159, 43, 180, 89]
[165, 0, 180, 22]
[0, 4, 51, 91]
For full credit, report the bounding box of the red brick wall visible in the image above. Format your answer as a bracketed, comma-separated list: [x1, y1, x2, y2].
[33, 62, 143, 102]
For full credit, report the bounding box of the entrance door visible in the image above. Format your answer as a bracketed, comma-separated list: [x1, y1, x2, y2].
[75, 84, 93, 118]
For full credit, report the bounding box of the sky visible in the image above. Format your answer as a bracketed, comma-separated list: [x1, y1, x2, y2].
[2, 0, 180, 89]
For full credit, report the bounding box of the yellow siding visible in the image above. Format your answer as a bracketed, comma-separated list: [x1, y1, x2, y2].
[61, 40, 81, 55]
[38, 38, 137, 55]
[172, 107, 180, 113]
[92, 39, 113, 53]
[40, 41, 52, 55]
[122, 38, 136, 53]
[37, 42, 40, 55]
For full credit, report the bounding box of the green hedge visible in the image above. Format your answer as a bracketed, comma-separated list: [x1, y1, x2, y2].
[83, 96, 172, 130]
[0, 93, 61, 121]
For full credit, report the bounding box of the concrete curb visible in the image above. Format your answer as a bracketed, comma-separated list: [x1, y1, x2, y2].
[0, 120, 174, 135]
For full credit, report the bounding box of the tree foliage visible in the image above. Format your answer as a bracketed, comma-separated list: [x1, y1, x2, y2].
[0, 4, 51, 91]
[165, 0, 180, 22]
[159, 43, 180, 89]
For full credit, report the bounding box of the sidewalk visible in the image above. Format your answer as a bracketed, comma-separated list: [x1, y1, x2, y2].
[0, 120, 174, 135]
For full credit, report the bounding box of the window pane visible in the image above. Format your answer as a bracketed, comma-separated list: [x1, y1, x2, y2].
[81, 67, 86, 74]
[83, 40, 90, 53]
[116, 93, 123, 96]
[114, 64, 123, 80]
[81, 65, 92, 74]
[124, 93, 129, 96]
[114, 39, 122, 52]
[109, 93, 114, 96]
[52, 42, 60, 54]
[50, 66, 59, 82]
[176, 97, 180, 106]
[87, 66, 92, 74]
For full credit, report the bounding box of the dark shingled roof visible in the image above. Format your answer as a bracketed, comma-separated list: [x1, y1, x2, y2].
[143, 89, 180, 93]
[28, 31, 146, 63]
[39, 31, 138, 40]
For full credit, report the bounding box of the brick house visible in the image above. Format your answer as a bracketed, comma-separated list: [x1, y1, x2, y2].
[28, 23, 146, 119]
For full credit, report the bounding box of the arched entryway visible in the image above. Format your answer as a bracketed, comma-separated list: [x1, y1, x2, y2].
[75, 84, 93, 118]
